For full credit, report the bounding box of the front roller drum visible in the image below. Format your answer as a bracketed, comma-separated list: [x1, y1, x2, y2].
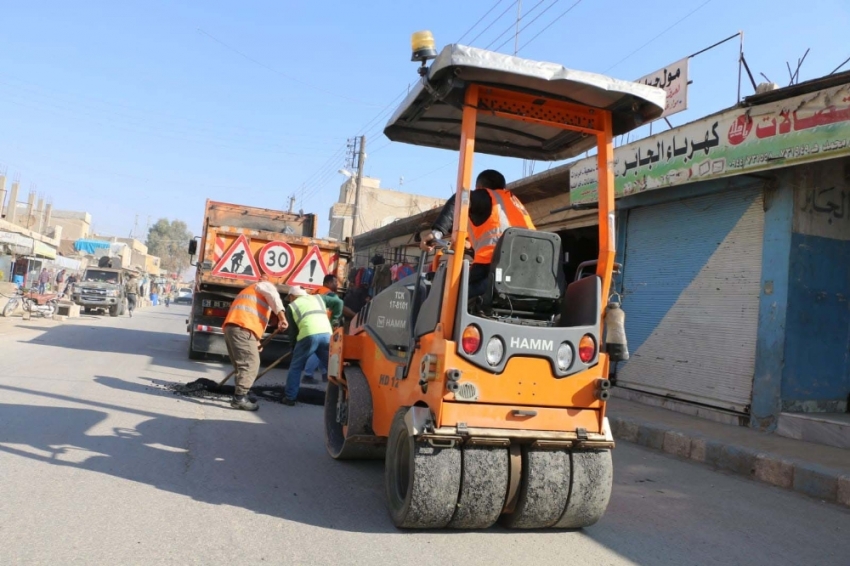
[324, 368, 384, 460]
[385, 408, 461, 529]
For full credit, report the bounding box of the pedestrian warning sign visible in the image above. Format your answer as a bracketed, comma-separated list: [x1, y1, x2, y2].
[211, 234, 260, 281]
[287, 245, 328, 288]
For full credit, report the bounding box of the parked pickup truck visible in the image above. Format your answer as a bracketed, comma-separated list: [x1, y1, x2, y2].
[72, 266, 127, 317]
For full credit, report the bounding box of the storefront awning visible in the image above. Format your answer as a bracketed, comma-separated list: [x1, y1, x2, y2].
[33, 240, 57, 259]
[74, 239, 111, 254]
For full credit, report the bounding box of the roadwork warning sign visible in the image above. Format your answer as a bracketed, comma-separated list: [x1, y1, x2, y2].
[287, 245, 328, 288]
[211, 234, 260, 281]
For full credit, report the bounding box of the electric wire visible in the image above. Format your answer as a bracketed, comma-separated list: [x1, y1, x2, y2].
[485, 0, 550, 51]
[516, 0, 584, 53]
[603, 0, 716, 72]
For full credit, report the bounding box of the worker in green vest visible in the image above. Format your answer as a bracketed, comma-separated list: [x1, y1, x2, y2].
[281, 285, 341, 405]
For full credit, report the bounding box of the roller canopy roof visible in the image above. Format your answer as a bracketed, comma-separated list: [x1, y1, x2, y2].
[384, 44, 666, 160]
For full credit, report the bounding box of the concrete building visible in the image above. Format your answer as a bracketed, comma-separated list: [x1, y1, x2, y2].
[48, 210, 92, 241]
[328, 176, 445, 243]
[351, 71, 850, 449]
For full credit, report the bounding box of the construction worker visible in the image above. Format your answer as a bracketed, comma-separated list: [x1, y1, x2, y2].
[302, 274, 349, 384]
[281, 285, 341, 406]
[421, 169, 535, 298]
[222, 273, 287, 411]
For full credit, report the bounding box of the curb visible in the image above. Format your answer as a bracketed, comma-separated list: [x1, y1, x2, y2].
[609, 416, 850, 508]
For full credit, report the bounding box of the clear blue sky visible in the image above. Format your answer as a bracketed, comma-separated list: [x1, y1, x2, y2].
[1, 0, 847, 239]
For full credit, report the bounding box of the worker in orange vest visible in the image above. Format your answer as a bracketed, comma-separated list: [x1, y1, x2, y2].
[222, 274, 287, 411]
[421, 169, 534, 298]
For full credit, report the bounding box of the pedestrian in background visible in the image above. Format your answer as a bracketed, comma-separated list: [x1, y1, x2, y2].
[38, 268, 50, 295]
[125, 274, 139, 318]
[222, 274, 287, 411]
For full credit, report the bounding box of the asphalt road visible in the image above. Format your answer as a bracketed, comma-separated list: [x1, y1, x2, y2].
[1, 306, 848, 566]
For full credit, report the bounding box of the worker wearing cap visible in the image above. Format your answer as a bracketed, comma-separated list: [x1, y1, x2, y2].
[281, 285, 341, 405]
[421, 169, 534, 298]
[302, 274, 350, 384]
[222, 274, 286, 411]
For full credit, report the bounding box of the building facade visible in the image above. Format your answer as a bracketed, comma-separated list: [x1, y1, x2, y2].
[48, 210, 92, 241]
[328, 176, 445, 242]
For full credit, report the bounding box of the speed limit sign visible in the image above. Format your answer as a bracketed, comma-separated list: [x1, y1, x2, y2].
[258, 241, 295, 277]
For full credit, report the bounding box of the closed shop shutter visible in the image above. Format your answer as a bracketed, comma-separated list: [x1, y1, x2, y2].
[617, 187, 764, 413]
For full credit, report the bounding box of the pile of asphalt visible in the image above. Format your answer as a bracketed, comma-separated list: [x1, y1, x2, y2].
[167, 378, 325, 405]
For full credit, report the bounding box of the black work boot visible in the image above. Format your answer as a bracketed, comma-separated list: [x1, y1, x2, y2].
[231, 395, 259, 411]
[280, 397, 296, 406]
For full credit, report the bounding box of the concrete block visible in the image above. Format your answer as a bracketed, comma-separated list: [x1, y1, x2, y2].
[662, 431, 691, 458]
[837, 476, 850, 508]
[701, 440, 725, 468]
[611, 418, 639, 443]
[52, 314, 67, 322]
[689, 438, 707, 463]
[717, 445, 757, 477]
[754, 454, 794, 489]
[636, 424, 666, 450]
[793, 464, 839, 502]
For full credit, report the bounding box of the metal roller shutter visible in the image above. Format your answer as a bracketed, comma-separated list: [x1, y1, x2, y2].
[617, 187, 764, 413]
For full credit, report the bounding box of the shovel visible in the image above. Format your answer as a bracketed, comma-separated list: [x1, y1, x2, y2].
[217, 326, 285, 387]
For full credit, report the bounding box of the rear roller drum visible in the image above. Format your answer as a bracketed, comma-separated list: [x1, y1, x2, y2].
[448, 445, 509, 529]
[501, 447, 571, 529]
[385, 408, 461, 529]
[553, 449, 613, 529]
[324, 368, 384, 460]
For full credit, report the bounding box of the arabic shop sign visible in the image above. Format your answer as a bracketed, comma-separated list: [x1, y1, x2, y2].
[636, 57, 689, 119]
[570, 82, 850, 204]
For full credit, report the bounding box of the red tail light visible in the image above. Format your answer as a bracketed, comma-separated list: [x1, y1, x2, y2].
[203, 307, 229, 317]
[579, 334, 596, 363]
[461, 325, 481, 354]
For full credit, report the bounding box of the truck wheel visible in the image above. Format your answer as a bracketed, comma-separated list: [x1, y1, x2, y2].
[448, 445, 509, 529]
[385, 408, 461, 529]
[552, 449, 613, 529]
[109, 305, 119, 317]
[501, 447, 571, 529]
[187, 329, 204, 360]
[324, 368, 384, 460]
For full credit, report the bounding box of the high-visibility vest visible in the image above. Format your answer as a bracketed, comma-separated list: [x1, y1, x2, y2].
[309, 286, 336, 320]
[468, 189, 535, 265]
[291, 294, 332, 340]
[223, 284, 272, 340]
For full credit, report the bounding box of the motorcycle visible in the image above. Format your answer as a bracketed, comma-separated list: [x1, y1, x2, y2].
[2, 289, 59, 318]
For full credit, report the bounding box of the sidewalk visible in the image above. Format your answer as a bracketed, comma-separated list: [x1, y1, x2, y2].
[607, 396, 850, 508]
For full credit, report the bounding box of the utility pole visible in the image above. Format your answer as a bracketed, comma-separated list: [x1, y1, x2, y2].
[351, 135, 366, 238]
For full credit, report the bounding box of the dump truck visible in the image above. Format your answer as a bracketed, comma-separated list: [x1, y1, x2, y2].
[186, 200, 351, 360]
[323, 38, 665, 529]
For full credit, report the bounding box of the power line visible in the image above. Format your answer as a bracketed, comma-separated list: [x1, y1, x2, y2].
[603, 0, 716, 72]
[457, 0, 508, 43]
[197, 28, 380, 107]
[486, 0, 550, 51]
[516, 0, 584, 53]
[468, 1, 519, 45]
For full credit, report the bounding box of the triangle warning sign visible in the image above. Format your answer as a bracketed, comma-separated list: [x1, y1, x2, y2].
[211, 234, 260, 281]
[287, 245, 328, 289]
